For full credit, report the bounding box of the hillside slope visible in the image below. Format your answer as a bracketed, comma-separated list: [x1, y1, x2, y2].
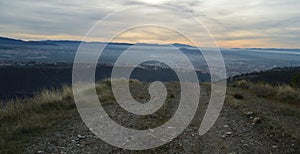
[0, 78, 299, 153]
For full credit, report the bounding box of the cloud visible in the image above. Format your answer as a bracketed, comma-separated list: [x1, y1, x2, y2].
[0, 0, 299, 48]
[112, 25, 191, 45]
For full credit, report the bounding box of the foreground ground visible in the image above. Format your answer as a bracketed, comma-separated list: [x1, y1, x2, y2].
[0, 80, 299, 153]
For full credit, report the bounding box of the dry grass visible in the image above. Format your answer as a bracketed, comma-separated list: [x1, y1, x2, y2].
[233, 80, 300, 105]
[249, 83, 277, 98]
[0, 86, 75, 154]
[276, 85, 300, 104]
[95, 80, 114, 102]
[0, 79, 146, 153]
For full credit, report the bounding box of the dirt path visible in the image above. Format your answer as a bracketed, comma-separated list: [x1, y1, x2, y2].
[25, 85, 299, 153]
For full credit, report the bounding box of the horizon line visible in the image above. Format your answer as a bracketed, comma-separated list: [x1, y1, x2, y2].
[1, 35, 300, 50]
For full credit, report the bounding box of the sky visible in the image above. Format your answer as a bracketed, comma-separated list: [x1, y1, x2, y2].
[0, 0, 299, 48]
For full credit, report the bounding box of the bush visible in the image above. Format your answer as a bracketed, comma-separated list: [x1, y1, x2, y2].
[250, 83, 277, 98]
[276, 85, 300, 104]
[290, 73, 300, 88]
[234, 80, 250, 89]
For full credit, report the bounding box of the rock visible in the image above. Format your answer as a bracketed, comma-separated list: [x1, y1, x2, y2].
[37, 151, 43, 154]
[291, 143, 295, 147]
[252, 117, 261, 125]
[221, 135, 226, 138]
[272, 145, 278, 148]
[126, 136, 132, 141]
[246, 111, 253, 116]
[77, 134, 85, 139]
[226, 132, 232, 135]
[224, 125, 229, 128]
[243, 144, 249, 147]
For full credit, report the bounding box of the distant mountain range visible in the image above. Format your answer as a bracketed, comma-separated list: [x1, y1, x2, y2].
[1, 36, 299, 50]
[0, 36, 195, 48]
[0, 37, 56, 45]
[230, 47, 300, 51]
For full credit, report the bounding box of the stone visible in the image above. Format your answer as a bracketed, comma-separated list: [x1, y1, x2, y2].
[252, 117, 261, 125]
[77, 134, 85, 139]
[246, 111, 253, 116]
[272, 145, 278, 148]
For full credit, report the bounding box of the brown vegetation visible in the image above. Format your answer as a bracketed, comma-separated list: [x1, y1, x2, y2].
[233, 80, 300, 106]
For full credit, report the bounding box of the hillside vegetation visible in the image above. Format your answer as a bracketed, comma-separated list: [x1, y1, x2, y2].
[0, 85, 75, 153]
[232, 80, 300, 106]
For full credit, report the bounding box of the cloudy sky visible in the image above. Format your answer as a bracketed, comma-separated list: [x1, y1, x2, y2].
[0, 0, 299, 48]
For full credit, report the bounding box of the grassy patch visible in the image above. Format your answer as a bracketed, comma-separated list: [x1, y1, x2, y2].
[232, 80, 300, 106]
[0, 86, 75, 153]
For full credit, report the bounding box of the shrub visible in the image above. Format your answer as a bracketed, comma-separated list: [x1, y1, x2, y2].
[234, 80, 250, 89]
[276, 85, 300, 105]
[250, 83, 277, 98]
[290, 73, 300, 88]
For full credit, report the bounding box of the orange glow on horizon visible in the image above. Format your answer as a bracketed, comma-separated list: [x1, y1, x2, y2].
[3, 32, 296, 49]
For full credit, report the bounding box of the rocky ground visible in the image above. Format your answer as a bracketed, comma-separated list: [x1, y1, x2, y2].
[23, 82, 299, 153]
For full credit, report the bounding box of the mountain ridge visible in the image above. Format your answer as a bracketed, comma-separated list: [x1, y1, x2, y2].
[0, 36, 195, 48]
